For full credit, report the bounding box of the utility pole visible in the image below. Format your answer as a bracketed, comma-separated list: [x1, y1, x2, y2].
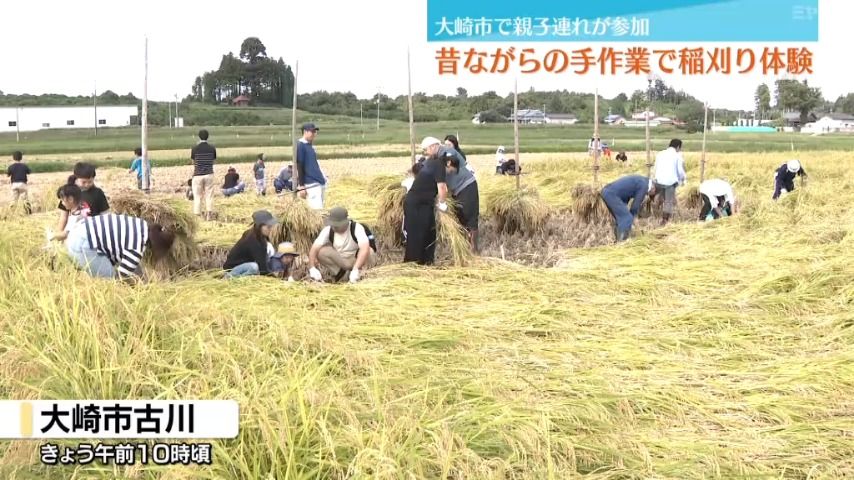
[175, 94, 180, 128]
[700, 102, 709, 183]
[93, 81, 99, 136]
[141, 37, 150, 193]
[593, 89, 600, 185]
[513, 79, 521, 190]
[376, 88, 380, 131]
[291, 60, 299, 199]
[407, 47, 416, 165]
[15, 107, 20, 143]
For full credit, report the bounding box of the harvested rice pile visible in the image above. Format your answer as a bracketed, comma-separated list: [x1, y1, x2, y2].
[1, 151, 852, 478]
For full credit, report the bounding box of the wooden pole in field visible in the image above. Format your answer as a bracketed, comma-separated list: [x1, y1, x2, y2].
[700, 102, 709, 183]
[513, 79, 520, 190]
[645, 74, 654, 179]
[407, 47, 416, 165]
[141, 37, 150, 193]
[593, 89, 600, 185]
[291, 61, 299, 199]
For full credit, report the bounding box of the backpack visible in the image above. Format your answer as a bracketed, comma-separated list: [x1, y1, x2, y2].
[329, 221, 377, 253]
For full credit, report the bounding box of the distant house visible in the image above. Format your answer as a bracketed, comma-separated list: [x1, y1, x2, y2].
[508, 109, 546, 124]
[604, 114, 626, 125]
[653, 116, 673, 125]
[631, 110, 655, 120]
[802, 113, 854, 134]
[782, 111, 817, 129]
[232, 95, 251, 107]
[472, 113, 483, 125]
[545, 113, 578, 125]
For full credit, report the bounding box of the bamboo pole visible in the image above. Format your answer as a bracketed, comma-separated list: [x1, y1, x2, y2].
[700, 102, 708, 183]
[513, 79, 520, 190]
[407, 48, 416, 165]
[291, 61, 299, 198]
[593, 89, 600, 185]
[141, 37, 150, 193]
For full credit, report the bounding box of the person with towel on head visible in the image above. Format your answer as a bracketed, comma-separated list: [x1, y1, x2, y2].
[600, 175, 657, 242]
[403, 137, 450, 265]
[698, 179, 738, 221]
[495, 146, 507, 174]
[772, 159, 808, 200]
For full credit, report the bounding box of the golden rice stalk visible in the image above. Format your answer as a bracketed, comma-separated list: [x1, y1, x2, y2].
[375, 180, 407, 247]
[486, 187, 551, 235]
[368, 174, 406, 196]
[683, 186, 704, 210]
[570, 183, 610, 225]
[271, 195, 325, 254]
[110, 192, 199, 274]
[435, 198, 473, 267]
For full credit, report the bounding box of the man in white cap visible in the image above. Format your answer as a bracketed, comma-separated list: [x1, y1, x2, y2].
[495, 146, 506, 174]
[698, 178, 737, 221]
[403, 137, 450, 265]
[772, 159, 808, 200]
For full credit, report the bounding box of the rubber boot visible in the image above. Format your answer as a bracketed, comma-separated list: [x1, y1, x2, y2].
[617, 229, 630, 242]
[470, 229, 479, 254]
[660, 213, 671, 226]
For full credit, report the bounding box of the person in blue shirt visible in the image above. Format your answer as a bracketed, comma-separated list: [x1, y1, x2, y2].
[128, 147, 149, 190]
[600, 175, 657, 242]
[296, 123, 326, 210]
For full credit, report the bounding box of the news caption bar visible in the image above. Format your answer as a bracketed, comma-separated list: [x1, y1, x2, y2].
[0, 400, 239, 439]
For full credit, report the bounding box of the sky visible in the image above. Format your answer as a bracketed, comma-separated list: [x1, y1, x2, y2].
[0, 0, 848, 110]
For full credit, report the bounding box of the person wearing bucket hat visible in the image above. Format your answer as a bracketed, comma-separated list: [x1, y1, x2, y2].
[308, 206, 374, 283]
[772, 159, 808, 200]
[296, 122, 327, 210]
[223, 210, 280, 278]
[268, 241, 299, 281]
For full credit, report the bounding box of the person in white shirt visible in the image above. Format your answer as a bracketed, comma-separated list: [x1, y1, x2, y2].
[308, 206, 374, 283]
[495, 146, 506, 174]
[698, 179, 737, 221]
[653, 138, 687, 225]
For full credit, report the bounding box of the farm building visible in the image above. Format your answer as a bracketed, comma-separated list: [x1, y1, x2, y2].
[231, 95, 251, 107]
[631, 110, 655, 120]
[545, 113, 578, 125]
[801, 113, 854, 134]
[508, 109, 546, 124]
[0, 105, 138, 133]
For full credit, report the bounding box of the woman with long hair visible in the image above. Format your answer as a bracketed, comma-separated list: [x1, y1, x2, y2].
[222, 210, 280, 278]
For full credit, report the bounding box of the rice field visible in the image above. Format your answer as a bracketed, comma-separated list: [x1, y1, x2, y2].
[0, 148, 852, 479]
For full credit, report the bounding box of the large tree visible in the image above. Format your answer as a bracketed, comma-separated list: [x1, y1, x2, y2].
[775, 79, 823, 125]
[239, 37, 267, 64]
[755, 83, 771, 118]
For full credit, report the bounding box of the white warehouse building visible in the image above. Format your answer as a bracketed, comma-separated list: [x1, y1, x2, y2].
[0, 105, 138, 133]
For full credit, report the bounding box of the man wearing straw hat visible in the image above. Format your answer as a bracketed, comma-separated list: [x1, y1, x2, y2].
[308, 206, 373, 283]
[653, 138, 687, 225]
[601, 175, 657, 242]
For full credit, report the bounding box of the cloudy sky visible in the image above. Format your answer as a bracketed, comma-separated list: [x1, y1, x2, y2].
[0, 0, 847, 110]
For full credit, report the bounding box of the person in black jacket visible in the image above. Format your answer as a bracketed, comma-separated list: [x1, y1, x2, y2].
[223, 210, 279, 278]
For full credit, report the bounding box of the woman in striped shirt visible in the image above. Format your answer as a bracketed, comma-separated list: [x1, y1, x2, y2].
[65, 213, 175, 279]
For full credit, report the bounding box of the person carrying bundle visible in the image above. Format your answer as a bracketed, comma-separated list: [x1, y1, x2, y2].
[308, 206, 375, 283]
[698, 179, 738, 221]
[64, 213, 175, 280]
[772, 159, 808, 200]
[404, 137, 450, 265]
[442, 139, 480, 253]
[601, 175, 656, 242]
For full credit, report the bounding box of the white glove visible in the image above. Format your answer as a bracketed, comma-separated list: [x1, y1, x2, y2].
[287, 276, 295, 283]
[309, 267, 322, 281]
[349, 268, 360, 283]
[45, 227, 54, 243]
[437, 202, 448, 212]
